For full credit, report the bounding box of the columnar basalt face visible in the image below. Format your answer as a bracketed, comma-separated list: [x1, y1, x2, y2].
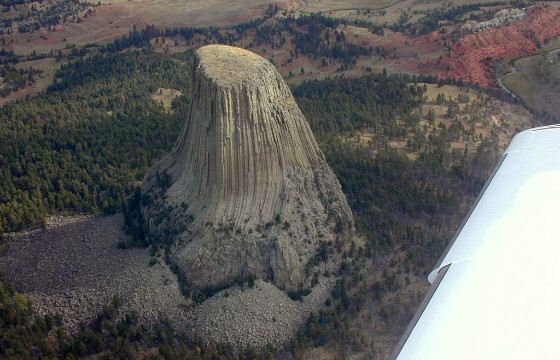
[143, 45, 353, 292]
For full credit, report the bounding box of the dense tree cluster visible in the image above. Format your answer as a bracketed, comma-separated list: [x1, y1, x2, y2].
[293, 73, 501, 269]
[0, 50, 192, 233]
[289, 74, 502, 356]
[0, 65, 40, 96]
[325, 141, 484, 263]
[294, 72, 425, 135]
[0, 277, 62, 358]
[252, 14, 376, 64]
[0, 49, 19, 64]
[99, 14, 376, 67]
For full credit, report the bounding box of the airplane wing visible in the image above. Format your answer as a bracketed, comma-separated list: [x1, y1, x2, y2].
[392, 124, 560, 360]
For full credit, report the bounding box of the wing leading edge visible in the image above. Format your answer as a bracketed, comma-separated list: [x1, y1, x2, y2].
[392, 125, 560, 360]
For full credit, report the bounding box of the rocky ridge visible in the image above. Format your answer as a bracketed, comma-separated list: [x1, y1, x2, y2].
[440, 5, 560, 87]
[462, 8, 526, 33]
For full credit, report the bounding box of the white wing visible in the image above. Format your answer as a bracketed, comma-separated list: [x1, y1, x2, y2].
[392, 124, 560, 360]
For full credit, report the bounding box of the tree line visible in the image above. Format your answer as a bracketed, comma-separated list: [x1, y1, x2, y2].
[0, 50, 192, 234]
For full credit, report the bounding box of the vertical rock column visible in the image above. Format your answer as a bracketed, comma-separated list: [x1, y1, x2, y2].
[143, 45, 353, 292]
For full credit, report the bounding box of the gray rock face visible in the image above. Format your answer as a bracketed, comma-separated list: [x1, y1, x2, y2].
[143, 45, 353, 292]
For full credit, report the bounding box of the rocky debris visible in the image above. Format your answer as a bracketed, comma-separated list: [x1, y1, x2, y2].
[0, 215, 188, 333]
[462, 8, 526, 33]
[143, 45, 354, 293]
[0, 46, 355, 349]
[27, 288, 110, 332]
[1, 215, 93, 240]
[189, 279, 333, 350]
[45, 214, 93, 229]
[438, 5, 560, 87]
[0, 214, 338, 350]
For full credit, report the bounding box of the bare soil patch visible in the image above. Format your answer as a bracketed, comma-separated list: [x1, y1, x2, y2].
[298, 0, 402, 13]
[152, 88, 182, 112]
[5, 0, 286, 55]
[503, 50, 560, 119]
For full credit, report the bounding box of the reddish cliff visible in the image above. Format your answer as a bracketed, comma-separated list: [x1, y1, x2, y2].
[440, 5, 560, 87]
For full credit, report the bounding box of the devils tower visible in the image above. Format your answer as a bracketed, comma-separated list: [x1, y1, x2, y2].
[142, 45, 353, 294]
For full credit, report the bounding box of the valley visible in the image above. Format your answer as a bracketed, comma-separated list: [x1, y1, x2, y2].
[501, 45, 560, 122]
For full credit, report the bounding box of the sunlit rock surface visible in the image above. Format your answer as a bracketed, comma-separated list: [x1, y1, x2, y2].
[143, 45, 353, 292]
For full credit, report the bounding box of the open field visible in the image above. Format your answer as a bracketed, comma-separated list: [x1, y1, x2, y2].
[5, 0, 287, 55]
[297, 0, 508, 13]
[298, 0, 401, 13]
[0, 57, 62, 105]
[302, 0, 521, 25]
[93, 0, 286, 27]
[0, 2, 557, 110]
[345, 83, 533, 158]
[2, 0, 558, 95]
[421, 83, 533, 148]
[0, 0, 93, 35]
[502, 48, 560, 121]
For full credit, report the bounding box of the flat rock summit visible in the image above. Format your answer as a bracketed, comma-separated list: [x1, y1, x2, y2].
[142, 45, 354, 294]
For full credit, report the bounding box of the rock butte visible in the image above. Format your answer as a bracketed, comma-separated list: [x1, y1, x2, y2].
[142, 44, 353, 293]
[196, 45, 267, 87]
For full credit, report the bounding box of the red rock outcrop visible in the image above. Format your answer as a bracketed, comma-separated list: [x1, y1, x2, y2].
[439, 5, 560, 87]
